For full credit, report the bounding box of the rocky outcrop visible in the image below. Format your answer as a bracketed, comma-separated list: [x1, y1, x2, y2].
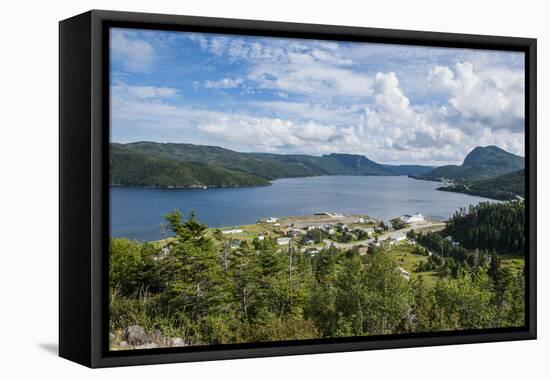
[110, 326, 187, 350]
[125, 325, 149, 346]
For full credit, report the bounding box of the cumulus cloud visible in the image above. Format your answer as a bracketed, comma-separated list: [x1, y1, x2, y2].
[428, 62, 524, 131]
[199, 116, 343, 153]
[111, 31, 154, 72]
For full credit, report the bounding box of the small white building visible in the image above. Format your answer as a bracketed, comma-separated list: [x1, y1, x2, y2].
[160, 246, 170, 257]
[306, 248, 320, 255]
[407, 239, 416, 245]
[265, 217, 279, 223]
[276, 237, 291, 246]
[222, 228, 243, 235]
[395, 233, 406, 242]
[257, 235, 265, 241]
[400, 213, 425, 224]
[396, 267, 411, 280]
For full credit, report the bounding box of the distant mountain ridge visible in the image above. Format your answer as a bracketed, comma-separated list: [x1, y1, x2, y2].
[110, 142, 524, 195]
[414, 145, 524, 182]
[110, 142, 435, 188]
[110, 147, 270, 188]
[381, 164, 436, 176]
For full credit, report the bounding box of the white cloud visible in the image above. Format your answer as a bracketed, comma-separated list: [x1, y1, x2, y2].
[189, 34, 373, 99]
[248, 61, 373, 98]
[249, 100, 363, 125]
[111, 82, 178, 101]
[111, 31, 154, 72]
[199, 116, 342, 153]
[204, 78, 244, 89]
[428, 62, 524, 131]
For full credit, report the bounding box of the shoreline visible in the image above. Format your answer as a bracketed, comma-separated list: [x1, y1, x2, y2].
[110, 174, 507, 202]
[120, 212, 447, 246]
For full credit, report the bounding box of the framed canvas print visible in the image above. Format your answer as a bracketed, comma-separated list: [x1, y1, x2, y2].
[59, 10, 536, 368]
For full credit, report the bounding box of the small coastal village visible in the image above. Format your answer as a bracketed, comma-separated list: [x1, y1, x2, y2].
[202, 211, 446, 283]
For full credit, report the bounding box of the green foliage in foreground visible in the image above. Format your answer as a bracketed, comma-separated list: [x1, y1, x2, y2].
[110, 210, 525, 347]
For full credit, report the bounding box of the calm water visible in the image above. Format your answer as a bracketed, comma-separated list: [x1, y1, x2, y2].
[111, 176, 497, 242]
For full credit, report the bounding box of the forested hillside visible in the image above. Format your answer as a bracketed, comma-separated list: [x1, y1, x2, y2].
[437, 169, 525, 200]
[443, 201, 525, 255]
[110, 147, 270, 188]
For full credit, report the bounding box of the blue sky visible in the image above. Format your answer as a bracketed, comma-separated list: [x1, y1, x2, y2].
[110, 27, 525, 165]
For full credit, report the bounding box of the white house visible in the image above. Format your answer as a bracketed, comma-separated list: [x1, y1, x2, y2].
[400, 213, 425, 224]
[395, 233, 406, 242]
[257, 235, 265, 241]
[276, 237, 291, 246]
[306, 248, 320, 255]
[265, 217, 279, 223]
[222, 228, 243, 235]
[407, 239, 416, 245]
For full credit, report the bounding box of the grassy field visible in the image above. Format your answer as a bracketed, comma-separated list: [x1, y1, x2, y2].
[389, 241, 438, 287]
[501, 255, 525, 274]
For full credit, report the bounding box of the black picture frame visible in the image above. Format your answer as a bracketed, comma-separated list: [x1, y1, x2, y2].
[59, 9, 537, 368]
